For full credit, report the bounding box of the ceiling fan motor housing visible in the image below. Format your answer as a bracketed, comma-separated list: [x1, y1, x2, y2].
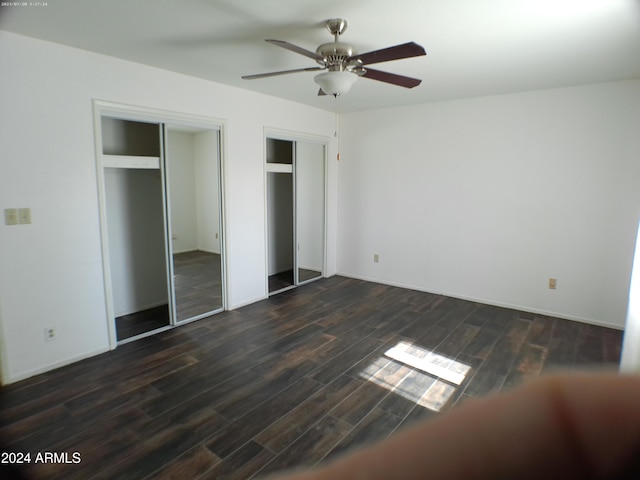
[316, 42, 357, 71]
[315, 18, 362, 72]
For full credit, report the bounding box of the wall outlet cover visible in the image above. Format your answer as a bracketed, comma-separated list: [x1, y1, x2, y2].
[44, 327, 56, 342]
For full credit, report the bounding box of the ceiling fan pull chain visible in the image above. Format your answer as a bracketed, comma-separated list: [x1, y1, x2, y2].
[335, 94, 341, 161]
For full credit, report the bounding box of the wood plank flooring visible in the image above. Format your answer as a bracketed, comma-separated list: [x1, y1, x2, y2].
[0, 276, 622, 479]
[268, 269, 322, 293]
[116, 305, 170, 341]
[173, 251, 223, 320]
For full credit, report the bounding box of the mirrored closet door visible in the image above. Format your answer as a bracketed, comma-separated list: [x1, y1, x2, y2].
[96, 104, 225, 345]
[266, 136, 326, 295]
[295, 141, 325, 284]
[165, 126, 224, 323]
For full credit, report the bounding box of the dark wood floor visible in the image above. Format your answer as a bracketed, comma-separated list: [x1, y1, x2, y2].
[116, 304, 170, 341]
[173, 251, 223, 321]
[268, 268, 322, 293]
[0, 276, 622, 479]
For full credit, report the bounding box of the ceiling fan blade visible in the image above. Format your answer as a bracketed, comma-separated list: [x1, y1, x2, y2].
[242, 66, 324, 80]
[350, 42, 426, 66]
[266, 39, 325, 61]
[361, 67, 422, 88]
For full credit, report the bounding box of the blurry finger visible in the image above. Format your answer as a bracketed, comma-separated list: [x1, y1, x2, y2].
[275, 373, 640, 480]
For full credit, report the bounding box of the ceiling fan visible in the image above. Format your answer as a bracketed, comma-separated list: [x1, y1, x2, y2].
[242, 18, 426, 96]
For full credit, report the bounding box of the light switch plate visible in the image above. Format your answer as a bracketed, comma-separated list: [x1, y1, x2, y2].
[18, 208, 31, 224]
[4, 208, 18, 225]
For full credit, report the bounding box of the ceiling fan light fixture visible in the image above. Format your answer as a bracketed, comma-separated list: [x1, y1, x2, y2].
[314, 70, 358, 95]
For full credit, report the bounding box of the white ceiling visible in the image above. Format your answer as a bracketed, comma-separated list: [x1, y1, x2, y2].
[1, 0, 639, 113]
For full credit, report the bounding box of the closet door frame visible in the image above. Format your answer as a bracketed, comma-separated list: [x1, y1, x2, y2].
[264, 128, 328, 295]
[93, 100, 228, 349]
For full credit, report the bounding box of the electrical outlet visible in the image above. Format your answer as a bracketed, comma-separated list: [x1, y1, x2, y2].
[374, 254, 379, 263]
[44, 327, 56, 342]
[548, 278, 557, 290]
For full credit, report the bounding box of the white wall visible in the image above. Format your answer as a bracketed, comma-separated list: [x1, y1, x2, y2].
[105, 168, 169, 315]
[338, 80, 640, 328]
[0, 31, 336, 384]
[166, 129, 221, 254]
[296, 141, 325, 272]
[167, 130, 198, 253]
[267, 172, 294, 275]
[194, 130, 221, 254]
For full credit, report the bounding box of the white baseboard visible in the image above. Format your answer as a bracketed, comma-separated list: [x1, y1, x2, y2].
[229, 294, 268, 311]
[336, 272, 624, 331]
[5, 346, 111, 385]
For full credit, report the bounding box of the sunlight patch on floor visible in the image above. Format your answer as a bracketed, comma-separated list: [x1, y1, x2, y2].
[359, 341, 471, 412]
[385, 341, 471, 385]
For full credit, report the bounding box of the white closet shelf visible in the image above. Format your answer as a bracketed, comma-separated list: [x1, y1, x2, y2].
[102, 155, 160, 169]
[266, 163, 293, 173]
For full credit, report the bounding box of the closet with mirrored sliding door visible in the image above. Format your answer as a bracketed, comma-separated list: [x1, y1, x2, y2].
[94, 102, 226, 346]
[266, 134, 326, 295]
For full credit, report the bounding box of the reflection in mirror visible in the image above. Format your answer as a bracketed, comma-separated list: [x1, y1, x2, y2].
[267, 171, 295, 293]
[296, 141, 325, 283]
[166, 126, 223, 322]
